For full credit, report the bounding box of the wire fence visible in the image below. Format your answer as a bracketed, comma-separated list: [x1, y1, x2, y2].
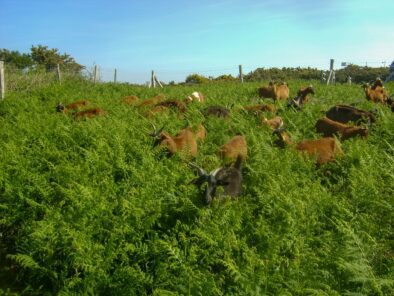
[1, 59, 392, 99]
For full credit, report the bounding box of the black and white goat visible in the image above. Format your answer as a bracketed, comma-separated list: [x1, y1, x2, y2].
[189, 156, 243, 205]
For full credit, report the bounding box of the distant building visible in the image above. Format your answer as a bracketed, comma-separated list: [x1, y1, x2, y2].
[386, 61, 394, 82]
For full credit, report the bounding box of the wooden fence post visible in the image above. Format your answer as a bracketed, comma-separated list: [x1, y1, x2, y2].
[154, 74, 163, 88]
[327, 59, 335, 85]
[114, 68, 117, 83]
[57, 64, 61, 82]
[0, 61, 4, 100]
[239, 65, 243, 83]
[93, 65, 98, 83]
[151, 70, 156, 88]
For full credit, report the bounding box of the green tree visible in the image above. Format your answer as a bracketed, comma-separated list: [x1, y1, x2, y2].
[185, 73, 210, 84]
[0, 49, 33, 69]
[30, 45, 84, 73]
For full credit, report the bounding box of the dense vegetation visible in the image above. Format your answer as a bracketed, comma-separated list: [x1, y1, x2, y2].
[0, 74, 393, 295]
[185, 65, 391, 84]
[0, 46, 84, 73]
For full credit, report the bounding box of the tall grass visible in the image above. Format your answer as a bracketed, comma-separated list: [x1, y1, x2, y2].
[0, 76, 393, 295]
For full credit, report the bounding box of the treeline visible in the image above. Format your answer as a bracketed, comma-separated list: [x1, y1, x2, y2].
[185, 65, 390, 84]
[0, 45, 84, 73]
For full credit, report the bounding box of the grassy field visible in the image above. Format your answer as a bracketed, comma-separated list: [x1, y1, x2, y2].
[0, 77, 393, 295]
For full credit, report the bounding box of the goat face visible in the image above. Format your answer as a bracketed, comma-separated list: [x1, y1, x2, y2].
[189, 156, 242, 205]
[56, 103, 65, 112]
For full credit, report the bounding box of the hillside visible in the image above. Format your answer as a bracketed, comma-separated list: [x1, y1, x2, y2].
[0, 78, 393, 295]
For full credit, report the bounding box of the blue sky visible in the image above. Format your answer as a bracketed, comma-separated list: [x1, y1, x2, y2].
[1, 0, 393, 83]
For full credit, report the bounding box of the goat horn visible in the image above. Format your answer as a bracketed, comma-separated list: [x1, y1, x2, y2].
[188, 162, 206, 176]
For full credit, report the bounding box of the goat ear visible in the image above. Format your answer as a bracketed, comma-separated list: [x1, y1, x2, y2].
[188, 162, 207, 176]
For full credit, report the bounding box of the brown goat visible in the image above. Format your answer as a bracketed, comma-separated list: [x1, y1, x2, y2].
[189, 124, 207, 141]
[363, 83, 388, 103]
[371, 77, 383, 90]
[325, 104, 376, 125]
[56, 100, 90, 113]
[274, 129, 343, 166]
[258, 81, 289, 101]
[138, 94, 166, 108]
[145, 106, 169, 118]
[204, 105, 231, 118]
[74, 108, 107, 120]
[155, 99, 187, 113]
[244, 103, 277, 113]
[315, 117, 368, 140]
[287, 85, 315, 109]
[151, 125, 198, 158]
[218, 135, 248, 161]
[122, 95, 139, 105]
[260, 116, 284, 130]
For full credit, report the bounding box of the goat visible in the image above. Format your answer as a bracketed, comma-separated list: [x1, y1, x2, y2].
[218, 135, 247, 161]
[325, 104, 376, 125]
[244, 103, 277, 113]
[73, 108, 107, 120]
[287, 85, 315, 108]
[363, 83, 388, 103]
[315, 117, 368, 140]
[258, 81, 289, 101]
[150, 124, 198, 158]
[189, 155, 243, 205]
[145, 105, 169, 118]
[260, 116, 284, 130]
[257, 81, 275, 98]
[203, 105, 231, 118]
[186, 124, 206, 141]
[122, 95, 139, 105]
[185, 91, 205, 103]
[56, 100, 89, 113]
[371, 77, 383, 90]
[155, 99, 187, 113]
[138, 94, 166, 108]
[273, 129, 343, 166]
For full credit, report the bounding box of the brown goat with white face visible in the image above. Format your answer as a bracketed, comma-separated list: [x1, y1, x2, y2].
[315, 117, 368, 140]
[273, 129, 343, 166]
[151, 125, 198, 158]
[218, 135, 248, 161]
[326, 104, 376, 125]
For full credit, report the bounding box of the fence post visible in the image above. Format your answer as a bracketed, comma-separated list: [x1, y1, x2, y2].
[0, 61, 4, 100]
[151, 70, 156, 88]
[327, 59, 335, 85]
[93, 65, 98, 83]
[56, 64, 61, 82]
[114, 68, 117, 83]
[154, 74, 163, 88]
[239, 65, 243, 83]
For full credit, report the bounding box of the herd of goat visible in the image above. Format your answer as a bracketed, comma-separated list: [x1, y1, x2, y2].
[56, 78, 393, 205]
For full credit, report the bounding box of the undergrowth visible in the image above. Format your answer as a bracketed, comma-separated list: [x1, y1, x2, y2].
[0, 78, 393, 295]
